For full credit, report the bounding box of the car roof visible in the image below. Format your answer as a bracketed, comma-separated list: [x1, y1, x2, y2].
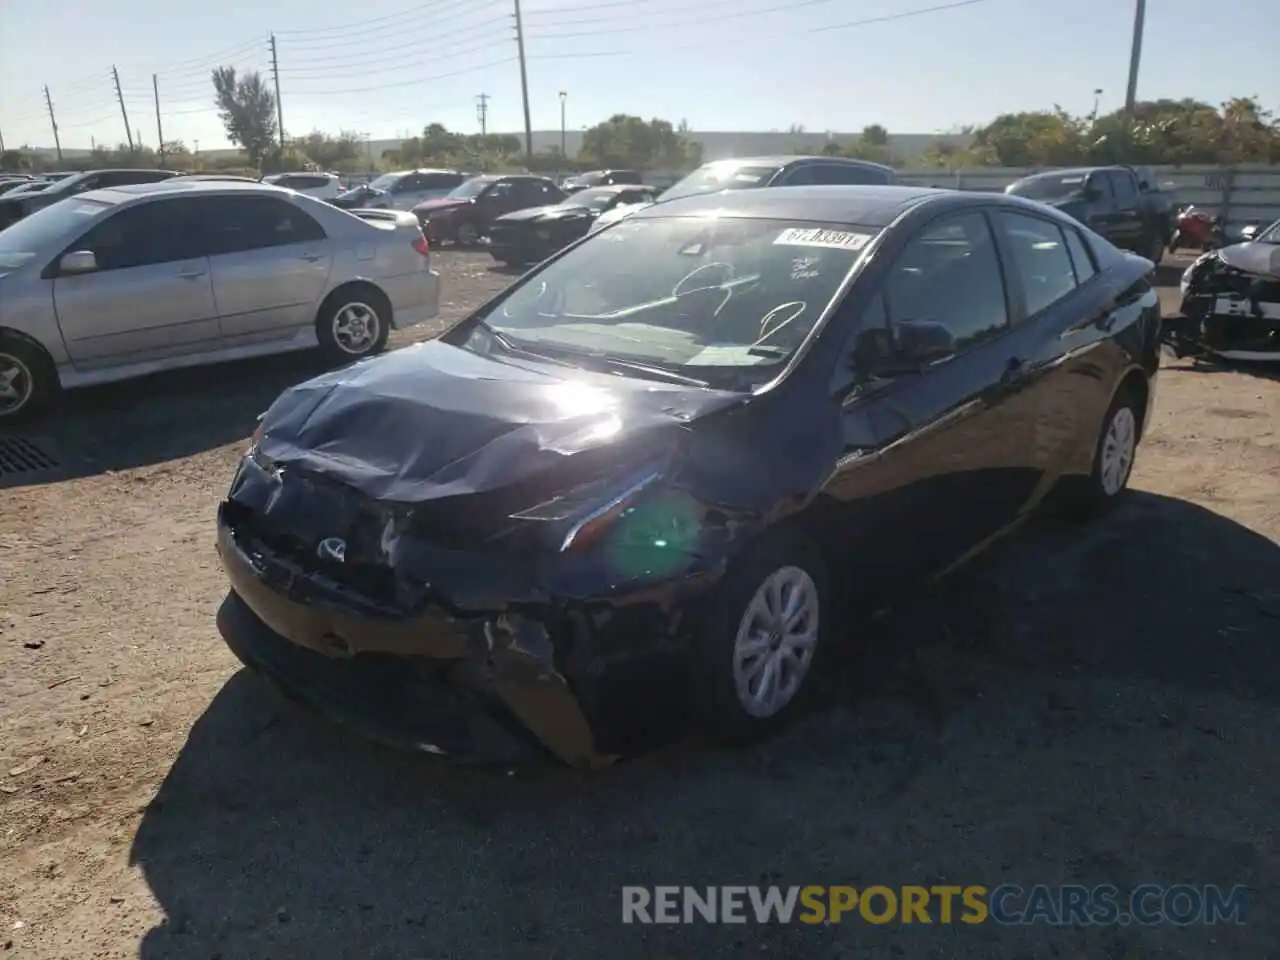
[572, 183, 652, 194]
[628, 184, 955, 227]
[86, 180, 290, 201]
[699, 154, 895, 172]
[1018, 167, 1111, 181]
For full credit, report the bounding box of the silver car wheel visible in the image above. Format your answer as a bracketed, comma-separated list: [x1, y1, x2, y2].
[731, 565, 820, 719]
[0, 351, 34, 417]
[456, 221, 480, 245]
[1100, 405, 1137, 496]
[332, 302, 381, 356]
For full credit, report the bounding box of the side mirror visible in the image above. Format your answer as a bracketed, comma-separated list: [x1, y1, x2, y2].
[852, 320, 957, 378]
[59, 250, 98, 275]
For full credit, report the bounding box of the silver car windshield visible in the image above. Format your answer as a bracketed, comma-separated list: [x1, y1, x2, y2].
[660, 163, 780, 202]
[0, 198, 111, 270]
[366, 173, 405, 191]
[1254, 218, 1280, 244]
[473, 215, 876, 387]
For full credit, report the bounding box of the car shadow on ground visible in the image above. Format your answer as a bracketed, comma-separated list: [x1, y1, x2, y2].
[0, 350, 334, 489]
[1179, 357, 1280, 383]
[128, 491, 1278, 959]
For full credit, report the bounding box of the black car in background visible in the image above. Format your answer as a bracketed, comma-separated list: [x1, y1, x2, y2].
[0, 168, 177, 228]
[329, 183, 388, 209]
[1005, 165, 1174, 264]
[560, 168, 643, 193]
[487, 184, 661, 265]
[214, 185, 1160, 767]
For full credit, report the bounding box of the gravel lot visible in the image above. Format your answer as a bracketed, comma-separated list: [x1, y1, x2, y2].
[1, 253, 1277, 959]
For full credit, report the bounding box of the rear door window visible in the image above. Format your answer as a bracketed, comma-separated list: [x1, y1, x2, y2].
[1062, 226, 1098, 283]
[996, 211, 1080, 315]
[812, 163, 892, 185]
[201, 196, 327, 254]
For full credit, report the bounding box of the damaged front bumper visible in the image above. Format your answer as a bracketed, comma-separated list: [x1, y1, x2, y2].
[215, 507, 612, 768]
[1168, 249, 1280, 360]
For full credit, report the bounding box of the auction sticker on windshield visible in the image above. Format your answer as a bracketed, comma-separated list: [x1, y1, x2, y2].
[773, 228, 871, 251]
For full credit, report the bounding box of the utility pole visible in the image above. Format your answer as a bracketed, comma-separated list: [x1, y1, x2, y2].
[1123, 0, 1146, 116]
[476, 93, 489, 136]
[559, 91, 568, 158]
[512, 0, 534, 166]
[153, 75, 166, 166]
[269, 33, 285, 150]
[43, 86, 62, 161]
[112, 66, 135, 152]
[0, 124, 5, 152]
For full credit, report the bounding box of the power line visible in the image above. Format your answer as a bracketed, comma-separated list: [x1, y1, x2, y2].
[528, 0, 988, 56]
[279, 0, 503, 46]
[279, 57, 518, 98]
[526, 0, 985, 42]
[279, 32, 512, 76]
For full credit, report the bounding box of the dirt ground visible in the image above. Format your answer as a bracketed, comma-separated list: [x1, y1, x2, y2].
[1, 253, 1276, 959]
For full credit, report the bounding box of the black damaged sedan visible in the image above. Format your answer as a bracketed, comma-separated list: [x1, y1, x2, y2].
[487, 184, 660, 267]
[215, 185, 1162, 767]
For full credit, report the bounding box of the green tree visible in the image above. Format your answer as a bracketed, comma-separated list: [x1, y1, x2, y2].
[211, 66, 278, 167]
[578, 115, 702, 169]
[294, 130, 364, 171]
[0, 149, 36, 172]
[860, 123, 889, 146]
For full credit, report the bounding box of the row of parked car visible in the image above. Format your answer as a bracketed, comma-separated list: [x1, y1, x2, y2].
[2, 154, 1275, 426]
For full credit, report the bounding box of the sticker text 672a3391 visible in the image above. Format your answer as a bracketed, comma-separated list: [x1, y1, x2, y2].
[773, 228, 872, 251]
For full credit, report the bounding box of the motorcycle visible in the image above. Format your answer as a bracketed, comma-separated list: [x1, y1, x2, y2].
[1168, 204, 1223, 253]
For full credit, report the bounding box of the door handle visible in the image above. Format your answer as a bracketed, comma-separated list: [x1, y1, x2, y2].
[177, 270, 206, 280]
[299, 253, 326, 262]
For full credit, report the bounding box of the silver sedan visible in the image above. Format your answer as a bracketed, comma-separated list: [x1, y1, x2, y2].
[0, 180, 440, 422]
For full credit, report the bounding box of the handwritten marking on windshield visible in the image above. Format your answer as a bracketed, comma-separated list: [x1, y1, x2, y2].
[774, 228, 871, 251]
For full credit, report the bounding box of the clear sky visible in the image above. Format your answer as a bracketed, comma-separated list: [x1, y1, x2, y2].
[1, 0, 1276, 152]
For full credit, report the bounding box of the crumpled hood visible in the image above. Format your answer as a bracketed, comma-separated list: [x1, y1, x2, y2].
[411, 197, 470, 217]
[256, 339, 745, 503]
[1216, 241, 1280, 279]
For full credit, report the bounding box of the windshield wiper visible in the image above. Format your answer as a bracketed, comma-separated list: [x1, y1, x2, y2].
[566, 352, 709, 387]
[478, 322, 580, 367]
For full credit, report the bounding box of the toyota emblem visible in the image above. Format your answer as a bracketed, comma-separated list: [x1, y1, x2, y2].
[316, 537, 347, 562]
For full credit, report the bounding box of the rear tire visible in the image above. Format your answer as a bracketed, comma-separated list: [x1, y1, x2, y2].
[315, 288, 390, 365]
[697, 527, 832, 744]
[0, 333, 58, 425]
[1060, 384, 1142, 520]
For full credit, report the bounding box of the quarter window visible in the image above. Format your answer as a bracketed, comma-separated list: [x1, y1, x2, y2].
[997, 212, 1078, 315]
[1062, 226, 1097, 283]
[882, 211, 1009, 349]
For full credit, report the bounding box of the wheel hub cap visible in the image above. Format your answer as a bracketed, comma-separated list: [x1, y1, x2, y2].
[732, 565, 820, 719]
[1100, 406, 1137, 496]
[333, 303, 379, 354]
[0, 353, 34, 415]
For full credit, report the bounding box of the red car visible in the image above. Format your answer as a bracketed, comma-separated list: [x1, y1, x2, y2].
[412, 174, 566, 247]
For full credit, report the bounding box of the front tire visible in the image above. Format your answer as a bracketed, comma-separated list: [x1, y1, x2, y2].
[454, 220, 481, 247]
[315, 290, 390, 364]
[0, 334, 58, 425]
[698, 528, 831, 744]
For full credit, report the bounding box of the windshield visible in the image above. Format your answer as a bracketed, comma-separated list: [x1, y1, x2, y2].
[366, 173, 404, 191]
[0, 198, 110, 270]
[1253, 218, 1280, 244]
[660, 162, 781, 202]
[1007, 175, 1089, 202]
[448, 177, 494, 199]
[566, 188, 622, 213]
[467, 215, 877, 389]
